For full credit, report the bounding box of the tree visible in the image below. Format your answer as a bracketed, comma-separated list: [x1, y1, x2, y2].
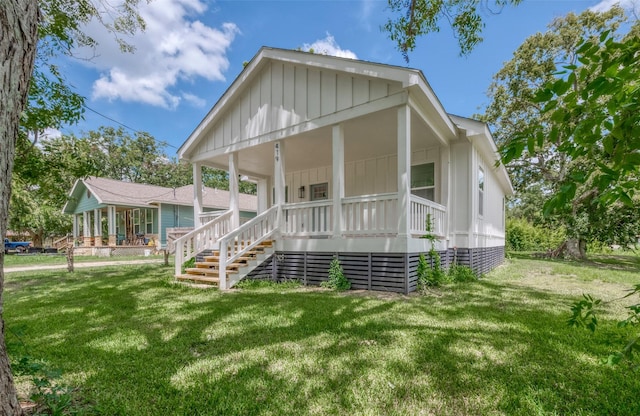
[482, 7, 640, 258]
[9, 126, 259, 247]
[384, 0, 522, 60]
[1, 2, 40, 413]
[1, 1, 146, 413]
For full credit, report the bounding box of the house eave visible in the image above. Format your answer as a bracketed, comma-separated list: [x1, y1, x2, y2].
[179, 47, 459, 161]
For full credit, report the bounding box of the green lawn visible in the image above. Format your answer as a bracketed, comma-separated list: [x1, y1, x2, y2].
[3, 253, 164, 267]
[5, 256, 640, 415]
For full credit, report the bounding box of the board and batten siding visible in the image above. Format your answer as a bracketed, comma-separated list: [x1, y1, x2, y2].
[282, 147, 440, 204]
[159, 204, 195, 245]
[72, 187, 103, 214]
[192, 61, 404, 156]
[473, 146, 506, 248]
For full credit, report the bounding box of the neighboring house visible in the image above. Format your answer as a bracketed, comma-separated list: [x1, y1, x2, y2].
[62, 177, 257, 248]
[175, 47, 514, 292]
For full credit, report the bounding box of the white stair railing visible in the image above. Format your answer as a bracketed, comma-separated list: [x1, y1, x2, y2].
[174, 210, 233, 276]
[218, 205, 278, 290]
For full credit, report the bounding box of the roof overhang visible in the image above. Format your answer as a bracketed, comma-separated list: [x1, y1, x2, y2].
[178, 47, 459, 161]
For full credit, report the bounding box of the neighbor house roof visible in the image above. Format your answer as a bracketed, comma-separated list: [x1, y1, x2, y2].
[62, 177, 257, 214]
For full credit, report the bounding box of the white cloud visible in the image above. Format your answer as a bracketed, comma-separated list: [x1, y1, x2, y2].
[590, 0, 639, 12]
[81, 0, 239, 109]
[182, 92, 207, 108]
[302, 34, 358, 59]
[42, 128, 62, 139]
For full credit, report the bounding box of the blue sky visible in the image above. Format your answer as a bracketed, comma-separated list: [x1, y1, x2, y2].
[54, 0, 637, 155]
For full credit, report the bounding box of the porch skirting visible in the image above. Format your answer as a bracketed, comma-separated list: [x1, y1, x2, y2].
[245, 246, 505, 294]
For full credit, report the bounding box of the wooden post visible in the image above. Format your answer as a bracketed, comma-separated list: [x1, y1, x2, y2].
[397, 105, 411, 239]
[332, 124, 345, 239]
[229, 152, 239, 229]
[193, 162, 203, 227]
[67, 246, 74, 273]
[94, 208, 102, 246]
[274, 141, 286, 228]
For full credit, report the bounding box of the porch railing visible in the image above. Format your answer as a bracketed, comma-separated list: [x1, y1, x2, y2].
[217, 205, 278, 289]
[282, 200, 333, 237]
[409, 195, 446, 238]
[174, 210, 232, 277]
[342, 193, 398, 236]
[198, 211, 225, 224]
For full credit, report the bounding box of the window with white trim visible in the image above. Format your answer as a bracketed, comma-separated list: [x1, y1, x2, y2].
[145, 209, 154, 234]
[133, 209, 141, 234]
[310, 183, 328, 201]
[478, 167, 485, 217]
[411, 163, 435, 201]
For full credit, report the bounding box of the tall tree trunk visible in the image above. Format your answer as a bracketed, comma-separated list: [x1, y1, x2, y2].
[551, 238, 587, 260]
[564, 238, 587, 260]
[0, 1, 40, 415]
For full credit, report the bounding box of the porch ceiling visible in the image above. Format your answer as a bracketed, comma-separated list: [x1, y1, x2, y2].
[203, 107, 440, 179]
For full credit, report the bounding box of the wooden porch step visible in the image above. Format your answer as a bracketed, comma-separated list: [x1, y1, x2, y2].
[202, 255, 255, 262]
[185, 268, 239, 276]
[211, 246, 268, 257]
[176, 275, 220, 285]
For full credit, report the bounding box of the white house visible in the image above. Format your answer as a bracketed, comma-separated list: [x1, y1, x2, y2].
[174, 47, 513, 293]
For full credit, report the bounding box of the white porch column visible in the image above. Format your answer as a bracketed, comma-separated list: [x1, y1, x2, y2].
[72, 214, 79, 241]
[193, 162, 203, 227]
[94, 209, 102, 246]
[229, 152, 240, 229]
[257, 179, 268, 214]
[274, 140, 286, 227]
[440, 146, 451, 242]
[107, 205, 117, 246]
[332, 124, 345, 239]
[397, 105, 411, 238]
[82, 211, 92, 246]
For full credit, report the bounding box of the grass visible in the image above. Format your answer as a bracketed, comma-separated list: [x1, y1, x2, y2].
[3, 253, 164, 267]
[4, 255, 640, 415]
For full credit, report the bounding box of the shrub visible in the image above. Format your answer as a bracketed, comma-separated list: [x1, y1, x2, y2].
[181, 257, 195, 273]
[321, 257, 351, 291]
[417, 250, 449, 289]
[506, 218, 565, 252]
[448, 263, 477, 283]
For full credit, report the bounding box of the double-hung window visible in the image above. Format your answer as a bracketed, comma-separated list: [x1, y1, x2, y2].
[478, 168, 485, 217]
[145, 209, 154, 234]
[411, 163, 435, 201]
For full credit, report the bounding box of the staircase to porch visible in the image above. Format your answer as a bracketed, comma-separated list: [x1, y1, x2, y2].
[176, 240, 274, 286]
[173, 205, 279, 289]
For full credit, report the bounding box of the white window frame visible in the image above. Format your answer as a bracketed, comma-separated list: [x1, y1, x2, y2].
[411, 162, 435, 201]
[145, 209, 154, 234]
[478, 167, 485, 217]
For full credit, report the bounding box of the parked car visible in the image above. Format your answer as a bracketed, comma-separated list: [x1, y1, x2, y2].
[4, 238, 32, 254]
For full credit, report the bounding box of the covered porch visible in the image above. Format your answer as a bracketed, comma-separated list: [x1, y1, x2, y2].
[190, 101, 454, 252]
[175, 100, 458, 289]
[70, 206, 158, 248]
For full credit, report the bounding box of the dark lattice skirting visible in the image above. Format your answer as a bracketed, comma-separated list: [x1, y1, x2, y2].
[246, 246, 505, 294]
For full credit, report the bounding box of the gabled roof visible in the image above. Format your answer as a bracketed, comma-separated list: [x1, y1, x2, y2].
[178, 46, 458, 160]
[62, 177, 257, 214]
[449, 115, 514, 195]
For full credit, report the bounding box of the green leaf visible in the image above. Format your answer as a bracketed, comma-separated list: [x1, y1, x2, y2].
[552, 79, 570, 96]
[603, 136, 614, 155]
[533, 88, 554, 103]
[543, 99, 558, 112]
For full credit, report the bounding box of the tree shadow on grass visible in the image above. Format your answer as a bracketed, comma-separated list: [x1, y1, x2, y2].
[508, 251, 640, 273]
[5, 265, 640, 415]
